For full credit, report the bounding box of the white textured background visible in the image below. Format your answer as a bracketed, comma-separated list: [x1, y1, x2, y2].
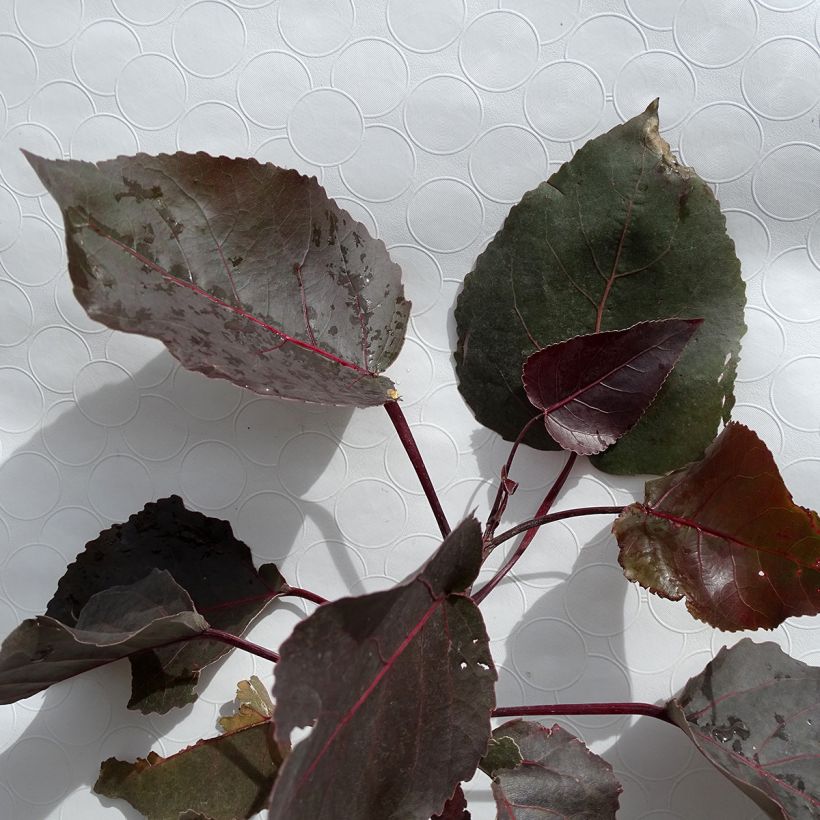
[0, 1, 819, 818]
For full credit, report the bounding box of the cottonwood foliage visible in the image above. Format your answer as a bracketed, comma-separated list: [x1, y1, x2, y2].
[0, 102, 817, 819]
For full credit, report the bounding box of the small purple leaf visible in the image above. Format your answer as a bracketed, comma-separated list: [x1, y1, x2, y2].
[522, 318, 702, 455]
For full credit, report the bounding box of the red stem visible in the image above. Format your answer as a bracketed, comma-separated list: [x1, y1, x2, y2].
[474, 452, 578, 604]
[196, 627, 280, 664]
[493, 702, 674, 725]
[385, 399, 450, 538]
[283, 586, 327, 606]
[484, 413, 542, 545]
[488, 505, 625, 549]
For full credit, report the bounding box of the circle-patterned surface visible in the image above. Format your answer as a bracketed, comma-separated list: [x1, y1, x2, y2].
[0, 2, 818, 818]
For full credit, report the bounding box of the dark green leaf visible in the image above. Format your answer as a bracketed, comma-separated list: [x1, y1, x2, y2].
[523, 318, 702, 455]
[25, 151, 410, 407]
[0, 570, 206, 704]
[46, 495, 285, 713]
[95, 677, 286, 820]
[269, 518, 496, 820]
[455, 100, 745, 474]
[480, 720, 621, 819]
[668, 639, 820, 819]
[613, 423, 820, 630]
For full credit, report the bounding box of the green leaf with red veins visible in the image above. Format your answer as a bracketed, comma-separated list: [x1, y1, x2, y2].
[25, 151, 410, 407]
[480, 720, 621, 819]
[613, 423, 820, 631]
[522, 318, 702, 456]
[668, 639, 820, 820]
[269, 518, 496, 820]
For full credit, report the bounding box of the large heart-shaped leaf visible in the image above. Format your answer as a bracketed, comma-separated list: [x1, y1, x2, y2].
[269, 518, 496, 820]
[454, 100, 745, 474]
[668, 639, 820, 819]
[0, 570, 206, 704]
[95, 676, 286, 820]
[480, 720, 621, 819]
[25, 151, 410, 407]
[523, 318, 702, 455]
[613, 423, 820, 630]
[45, 495, 285, 713]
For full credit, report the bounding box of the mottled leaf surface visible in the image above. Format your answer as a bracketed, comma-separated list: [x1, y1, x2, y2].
[613, 423, 820, 630]
[26, 151, 410, 407]
[0, 571, 206, 704]
[455, 100, 745, 474]
[95, 677, 286, 820]
[269, 518, 496, 820]
[480, 720, 621, 819]
[431, 785, 471, 819]
[46, 495, 285, 713]
[523, 318, 702, 455]
[669, 639, 820, 820]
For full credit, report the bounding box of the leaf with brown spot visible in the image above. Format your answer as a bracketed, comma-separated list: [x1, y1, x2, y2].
[668, 639, 820, 819]
[613, 423, 820, 630]
[25, 151, 410, 407]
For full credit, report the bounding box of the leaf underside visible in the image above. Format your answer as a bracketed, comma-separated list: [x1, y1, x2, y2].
[455, 100, 746, 474]
[481, 720, 621, 819]
[0, 570, 207, 705]
[613, 423, 820, 631]
[522, 318, 702, 455]
[25, 150, 410, 407]
[45, 495, 284, 713]
[95, 677, 285, 820]
[669, 639, 820, 820]
[269, 518, 496, 820]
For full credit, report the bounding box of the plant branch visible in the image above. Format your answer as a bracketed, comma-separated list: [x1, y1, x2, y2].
[493, 702, 674, 725]
[488, 505, 625, 549]
[385, 399, 450, 538]
[483, 413, 542, 545]
[196, 627, 280, 664]
[283, 586, 328, 606]
[474, 452, 578, 603]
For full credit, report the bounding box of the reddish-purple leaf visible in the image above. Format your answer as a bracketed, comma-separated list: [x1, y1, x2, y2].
[613, 422, 820, 630]
[480, 720, 621, 819]
[269, 518, 496, 820]
[668, 639, 820, 820]
[0, 570, 207, 704]
[25, 151, 410, 407]
[522, 318, 702, 456]
[431, 785, 471, 819]
[45, 496, 285, 713]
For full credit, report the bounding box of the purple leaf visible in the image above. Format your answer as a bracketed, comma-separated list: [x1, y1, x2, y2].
[25, 151, 410, 407]
[613, 423, 820, 630]
[431, 785, 471, 819]
[269, 518, 496, 820]
[522, 318, 702, 455]
[668, 639, 820, 819]
[0, 570, 207, 704]
[480, 720, 621, 819]
[45, 496, 285, 713]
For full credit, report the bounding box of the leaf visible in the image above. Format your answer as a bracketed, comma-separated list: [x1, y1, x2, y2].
[45, 495, 285, 713]
[0, 570, 207, 704]
[94, 677, 286, 820]
[613, 423, 820, 630]
[269, 518, 496, 820]
[454, 100, 746, 475]
[25, 151, 410, 407]
[480, 720, 621, 819]
[668, 639, 820, 820]
[218, 676, 275, 734]
[431, 785, 471, 819]
[522, 318, 702, 456]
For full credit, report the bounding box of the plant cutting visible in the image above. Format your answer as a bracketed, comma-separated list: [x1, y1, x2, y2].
[0, 100, 817, 819]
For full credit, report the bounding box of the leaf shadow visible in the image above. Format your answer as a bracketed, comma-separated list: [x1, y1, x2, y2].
[0, 352, 351, 816]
